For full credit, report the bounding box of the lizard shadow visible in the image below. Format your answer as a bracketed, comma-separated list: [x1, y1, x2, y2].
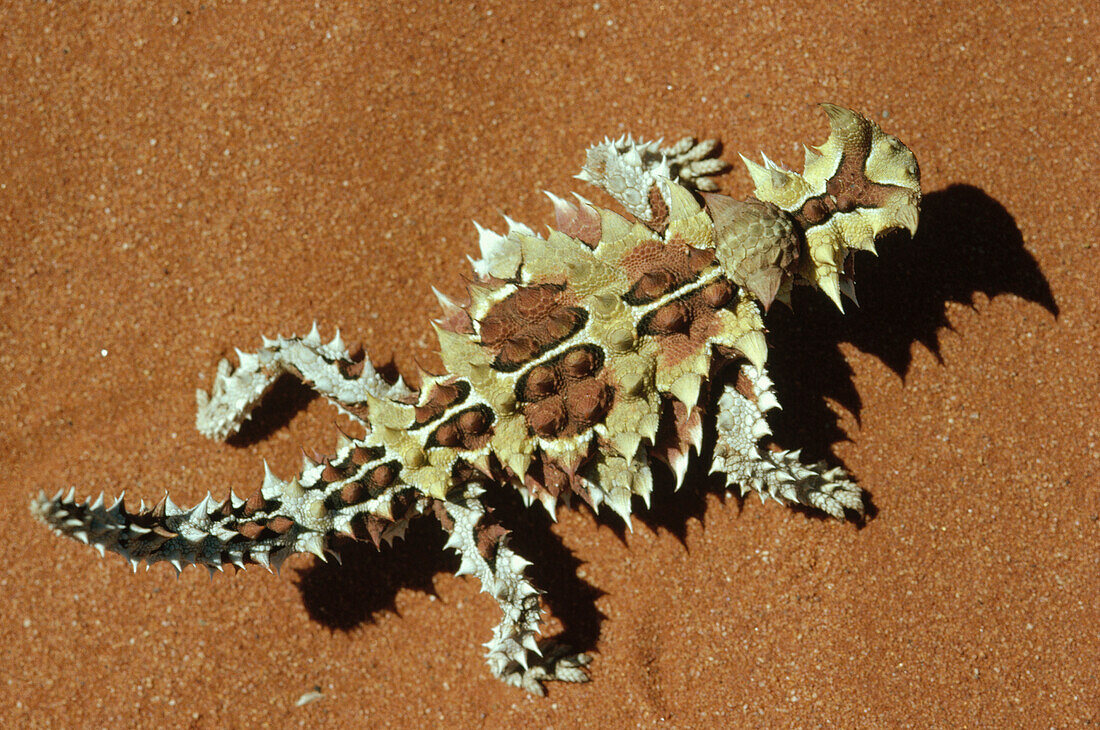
[294, 487, 606, 660]
[763, 184, 1056, 462]
[295, 517, 448, 630]
[224, 375, 317, 447]
[635, 184, 1057, 540]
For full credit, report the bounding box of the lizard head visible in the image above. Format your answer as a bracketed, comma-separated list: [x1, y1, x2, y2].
[736, 103, 921, 311]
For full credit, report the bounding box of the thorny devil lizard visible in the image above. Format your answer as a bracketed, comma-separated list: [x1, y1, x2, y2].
[33, 104, 920, 695]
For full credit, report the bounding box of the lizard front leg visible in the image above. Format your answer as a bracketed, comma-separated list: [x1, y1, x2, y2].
[195, 323, 413, 440]
[575, 135, 728, 226]
[439, 489, 590, 695]
[711, 363, 864, 519]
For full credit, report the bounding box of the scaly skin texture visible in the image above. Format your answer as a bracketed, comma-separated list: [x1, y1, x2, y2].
[32, 104, 921, 695]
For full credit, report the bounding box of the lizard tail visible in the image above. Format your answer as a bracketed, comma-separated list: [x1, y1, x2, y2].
[32, 433, 430, 574]
[31, 484, 327, 574]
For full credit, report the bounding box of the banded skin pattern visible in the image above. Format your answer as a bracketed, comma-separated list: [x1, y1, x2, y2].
[32, 105, 921, 695]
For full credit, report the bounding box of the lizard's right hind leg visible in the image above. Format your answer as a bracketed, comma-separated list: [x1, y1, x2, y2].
[439, 489, 591, 695]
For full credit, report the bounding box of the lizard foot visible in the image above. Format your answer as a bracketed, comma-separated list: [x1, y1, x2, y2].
[497, 642, 592, 696]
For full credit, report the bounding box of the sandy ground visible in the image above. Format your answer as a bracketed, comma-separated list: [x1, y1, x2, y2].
[2, 1, 1097, 727]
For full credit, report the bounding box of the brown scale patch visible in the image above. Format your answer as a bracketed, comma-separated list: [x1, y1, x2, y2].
[622, 241, 715, 305]
[638, 281, 734, 369]
[524, 365, 560, 399]
[795, 150, 905, 228]
[267, 516, 295, 535]
[347, 512, 392, 548]
[216, 498, 235, 519]
[370, 462, 397, 489]
[565, 379, 612, 423]
[429, 405, 494, 451]
[365, 516, 390, 547]
[552, 198, 602, 248]
[562, 347, 599, 378]
[700, 279, 735, 309]
[652, 397, 687, 450]
[242, 491, 271, 517]
[338, 460, 400, 507]
[475, 522, 510, 562]
[337, 358, 366, 379]
[433, 421, 462, 448]
[734, 366, 757, 402]
[649, 398, 705, 485]
[526, 398, 569, 438]
[351, 446, 382, 466]
[478, 284, 588, 371]
[236, 521, 266, 540]
[536, 457, 596, 503]
[413, 380, 470, 426]
[436, 302, 475, 335]
[340, 402, 372, 422]
[458, 409, 489, 435]
[569, 478, 595, 508]
[517, 345, 612, 439]
[237, 515, 298, 541]
[320, 460, 343, 483]
[535, 461, 571, 497]
[340, 481, 368, 506]
[647, 301, 691, 336]
[647, 184, 670, 232]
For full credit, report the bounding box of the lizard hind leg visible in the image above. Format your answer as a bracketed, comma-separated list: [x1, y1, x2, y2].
[439, 490, 590, 695]
[195, 323, 414, 441]
[711, 362, 865, 519]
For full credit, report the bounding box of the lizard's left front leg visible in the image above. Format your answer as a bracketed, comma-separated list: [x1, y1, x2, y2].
[439, 489, 590, 695]
[195, 323, 412, 441]
[576, 135, 729, 226]
[711, 363, 865, 519]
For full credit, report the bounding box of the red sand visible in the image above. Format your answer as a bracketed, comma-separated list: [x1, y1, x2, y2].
[2, 2, 1097, 727]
